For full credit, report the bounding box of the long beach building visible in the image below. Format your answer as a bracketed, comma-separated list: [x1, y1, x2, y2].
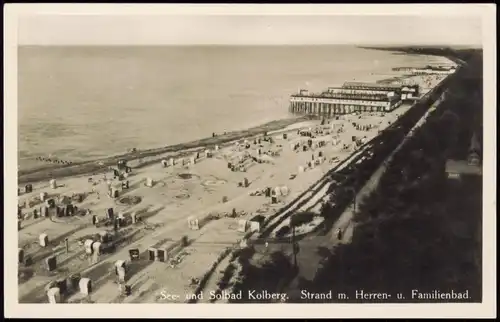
[289, 81, 419, 116]
[392, 65, 457, 75]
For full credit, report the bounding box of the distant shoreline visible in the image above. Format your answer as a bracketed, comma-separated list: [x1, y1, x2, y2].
[357, 45, 478, 66]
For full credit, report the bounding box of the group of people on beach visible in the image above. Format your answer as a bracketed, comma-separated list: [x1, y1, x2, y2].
[35, 156, 73, 165]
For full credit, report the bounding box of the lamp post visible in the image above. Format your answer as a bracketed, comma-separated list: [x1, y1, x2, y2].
[290, 215, 299, 270]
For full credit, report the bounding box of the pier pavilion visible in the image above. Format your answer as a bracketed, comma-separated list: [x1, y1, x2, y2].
[289, 89, 403, 115]
[342, 82, 402, 92]
[342, 82, 419, 102]
[393, 65, 457, 75]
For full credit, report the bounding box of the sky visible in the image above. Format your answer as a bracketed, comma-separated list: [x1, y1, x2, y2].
[17, 14, 483, 46]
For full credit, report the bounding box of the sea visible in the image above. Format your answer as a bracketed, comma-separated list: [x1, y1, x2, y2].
[17, 45, 450, 171]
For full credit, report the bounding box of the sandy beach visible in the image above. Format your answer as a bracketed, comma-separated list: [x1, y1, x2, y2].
[17, 72, 449, 304]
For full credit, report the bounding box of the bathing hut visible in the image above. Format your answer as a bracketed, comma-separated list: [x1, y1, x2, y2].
[237, 219, 248, 233]
[115, 216, 124, 228]
[50, 179, 57, 189]
[24, 185, 34, 196]
[84, 239, 94, 255]
[92, 242, 102, 256]
[187, 216, 199, 230]
[122, 180, 129, 189]
[148, 248, 158, 261]
[25, 184, 33, 193]
[46, 255, 57, 271]
[65, 204, 74, 216]
[250, 221, 260, 233]
[106, 208, 114, 220]
[161, 159, 168, 168]
[47, 287, 61, 304]
[54, 278, 67, 296]
[109, 187, 119, 198]
[68, 274, 81, 292]
[18, 248, 24, 263]
[145, 177, 154, 187]
[131, 212, 138, 224]
[128, 248, 140, 261]
[157, 248, 169, 262]
[39, 233, 49, 247]
[79, 278, 92, 295]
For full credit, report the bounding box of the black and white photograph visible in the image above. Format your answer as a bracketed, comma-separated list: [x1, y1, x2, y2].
[4, 3, 496, 319]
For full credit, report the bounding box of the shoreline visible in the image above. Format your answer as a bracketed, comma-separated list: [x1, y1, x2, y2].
[17, 72, 417, 186]
[18, 115, 314, 185]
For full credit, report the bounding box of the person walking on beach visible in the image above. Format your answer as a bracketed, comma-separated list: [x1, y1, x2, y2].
[92, 187, 100, 200]
[337, 228, 343, 241]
